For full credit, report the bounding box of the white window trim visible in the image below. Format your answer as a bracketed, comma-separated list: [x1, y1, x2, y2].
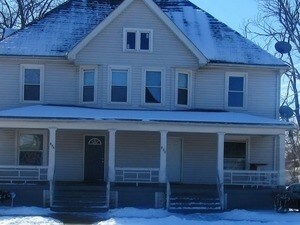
[225, 72, 248, 110]
[224, 136, 250, 170]
[20, 64, 44, 103]
[79, 65, 98, 104]
[108, 65, 131, 104]
[16, 130, 48, 166]
[123, 28, 153, 52]
[175, 69, 192, 108]
[142, 67, 165, 106]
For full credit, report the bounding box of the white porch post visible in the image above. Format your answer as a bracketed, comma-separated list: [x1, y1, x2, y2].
[47, 127, 57, 180]
[108, 129, 116, 182]
[278, 134, 286, 186]
[159, 130, 168, 183]
[217, 132, 225, 209]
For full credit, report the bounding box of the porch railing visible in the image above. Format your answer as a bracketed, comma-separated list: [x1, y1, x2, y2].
[115, 167, 159, 183]
[0, 166, 48, 183]
[224, 170, 278, 186]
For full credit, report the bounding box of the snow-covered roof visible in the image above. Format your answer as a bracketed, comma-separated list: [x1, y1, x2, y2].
[0, 0, 285, 66]
[0, 105, 290, 127]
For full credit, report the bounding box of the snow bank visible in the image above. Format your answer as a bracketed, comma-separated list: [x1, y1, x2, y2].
[0, 216, 62, 225]
[0, 207, 52, 216]
[106, 207, 170, 218]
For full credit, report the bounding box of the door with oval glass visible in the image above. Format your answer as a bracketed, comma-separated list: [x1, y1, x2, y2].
[84, 136, 105, 182]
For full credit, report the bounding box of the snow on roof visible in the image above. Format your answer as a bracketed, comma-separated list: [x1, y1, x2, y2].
[0, 105, 290, 127]
[0, 0, 285, 66]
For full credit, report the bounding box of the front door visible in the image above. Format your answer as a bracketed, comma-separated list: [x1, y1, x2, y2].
[167, 138, 182, 182]
[84, 136, 105, 182]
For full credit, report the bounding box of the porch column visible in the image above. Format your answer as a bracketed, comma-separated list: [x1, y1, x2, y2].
[278, 134, 286, 186]
[159, 130, 168, 183]
[47, 127, 57, 180]
[108, 129, 116, 182]
[217, 132, 225, 209]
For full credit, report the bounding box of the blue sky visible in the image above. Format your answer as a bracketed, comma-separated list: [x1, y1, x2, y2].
[190, 0, 259, 33]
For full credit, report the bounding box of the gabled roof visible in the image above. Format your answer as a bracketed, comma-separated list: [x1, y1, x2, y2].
[0, 0, 285, 67]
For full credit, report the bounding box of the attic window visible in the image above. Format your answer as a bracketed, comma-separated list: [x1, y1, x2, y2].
[123, 28, 153, 52]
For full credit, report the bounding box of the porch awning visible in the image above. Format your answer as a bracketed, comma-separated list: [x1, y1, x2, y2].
[0, 105, 291, 127]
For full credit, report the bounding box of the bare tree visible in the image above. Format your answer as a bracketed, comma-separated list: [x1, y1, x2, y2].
[0, 0, 65, 39]
[244, 0, 300, 183]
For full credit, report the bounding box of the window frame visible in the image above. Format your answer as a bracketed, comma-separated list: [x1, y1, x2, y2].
[175, 69, 192, 107]
[79, 65, 97, 104]
[225, 72, 248, 110]
[20, 64, 44, 103]
[224, 136, 250, 170]
[108, 65, 131, 104]
[142, 67, 165, 105]
[123, 28, 153, 52]
[16, 130, 47, 166]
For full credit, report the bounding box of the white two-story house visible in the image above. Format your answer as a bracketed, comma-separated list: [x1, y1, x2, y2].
[0, 0, 291, 211]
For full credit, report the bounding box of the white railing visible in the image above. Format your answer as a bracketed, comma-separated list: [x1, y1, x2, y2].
[166, 181, 171, 210]
[115, 167, 159, 183]
[224, 170, 278, 186]
[0, 166, 48, 183]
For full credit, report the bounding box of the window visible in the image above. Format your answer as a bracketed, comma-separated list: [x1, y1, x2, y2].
[109, 66, 130, 103]
[21, 65, 44, 102]
[18, 132, 46, 166]
[226, 73, 247, 109]
[123, 28, 153, 52]
[176, 71, 191, 106]
[224, 142, 247, 170]
[144, 69, 163, 104]
[80, 66, 97, 103]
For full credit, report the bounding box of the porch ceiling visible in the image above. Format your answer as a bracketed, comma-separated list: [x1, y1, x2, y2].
[0, 105, 291, 128]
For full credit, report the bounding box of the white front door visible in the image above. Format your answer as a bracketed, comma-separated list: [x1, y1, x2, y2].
[167, 138, 182, 182]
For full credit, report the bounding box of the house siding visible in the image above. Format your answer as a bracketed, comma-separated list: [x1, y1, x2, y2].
[76, 0, 199, 110]
[115, 131, 160, 168]
[0, 129, 15, 165]
[195, 67, 278, 118]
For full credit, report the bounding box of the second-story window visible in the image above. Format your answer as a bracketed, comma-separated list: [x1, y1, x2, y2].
[21, 65, 44, 102]
[176, 70, 191, 106]
[80, 66, 97, 104]
[144, 69, 163, 104]
[123, 28, 153, 52]
[226, 73, 247, 109]
[110, 67, 129, 103]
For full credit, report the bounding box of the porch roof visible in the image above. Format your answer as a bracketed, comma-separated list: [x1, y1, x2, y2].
[0, 105, 291, 128]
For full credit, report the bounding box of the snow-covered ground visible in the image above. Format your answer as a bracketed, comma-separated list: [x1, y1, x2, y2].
[1, 207, 300, 225]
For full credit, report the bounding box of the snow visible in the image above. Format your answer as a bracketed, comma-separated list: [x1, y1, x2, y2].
[0, 0, 285, 66]
[0, 105, 290, 127]
[1, 207, 300, 225]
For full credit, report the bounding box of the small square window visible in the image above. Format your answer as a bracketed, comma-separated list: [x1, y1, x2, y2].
[124, 29, 153, 52]
[126, 32, 136, 50]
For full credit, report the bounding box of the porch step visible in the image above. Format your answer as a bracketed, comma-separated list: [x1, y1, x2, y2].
[169, 193, 221, 212]
[51, 182, 108, 212]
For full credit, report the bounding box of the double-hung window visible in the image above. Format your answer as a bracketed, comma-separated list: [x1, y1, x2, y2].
[144, 69, 163, 104]
[21, 65, 44, 102]
[80, 66, 97, 104]
[176, 70, 191, 106]
[123, 28, 153, 52]
[18, 131, 46, 166]
[224, 141, 247, 170]
[109, 66, 130, 103]
[226, 73, 247, 109]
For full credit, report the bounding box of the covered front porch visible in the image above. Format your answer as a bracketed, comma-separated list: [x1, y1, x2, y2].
[0, 105, 291, 210]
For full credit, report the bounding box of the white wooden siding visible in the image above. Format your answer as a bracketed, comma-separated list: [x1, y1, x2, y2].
[115, 131, 160, 168]
[250, 136, 275, 170]
[0, 129, 16, 165]
[76, 0, 199, 110]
